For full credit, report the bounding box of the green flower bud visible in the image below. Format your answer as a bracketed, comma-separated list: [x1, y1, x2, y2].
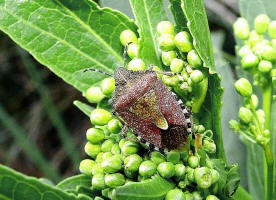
[112, 154, 123, 161]
[127, 43, 138, 59]
[124, 168, 137, 179]
[107, 119, 122, 134]
[203, 139, 216, 154]
[150, 151, 166, 165]
[101, 139, 114, 152]
[256, 109, 265, 125]
[165, 189, 185, 200]
[162, 75, 179, 86]
[233, 18, 250, 40]
[96, 152, 104, 163]
[121, 141, 139, 155]
[174, 31, 193, 52]
[184, 192, 193, 200]
[86, 128, 105, 144]
[187, 50, 202, 68]
[264, 129, 270, 137]
[157, 21, 174, 35]
[138, 161, 156, 178]
[166, 151, 180, 164]
[239, 107, 253, 124]
[188, 155, 199, 168]
[248, 31, 263, 47]
[102, 152, 113, 160]
[92, 163, 104, 175]
[102, 156, 122, 173]
[210, 169, 220, 184]
[105, 173, 125, 188]
[111, 143, 121, 155]
[159, 34, 175, 51]
[234, 78, 253, 97]
[92, 174, 105, 190]
[251, 94, 259, 109]
[90, 109, 112, 126]
[79, 159, 95, 175]
[197, 125, 205, 133]
[84, 86, 105, 103]
[124, 154, 143, 172]
[254, 14, 271, 34]
[161, 51, 177, 66]
[238, 45, 252, 57]
[120, 29, 138, 46]
[192, 191, 203, 200]
[174, 163, 186, 180]
[157, 162, 175, 178]
[100, 77, 115, 97]
[119, 139, 127, 149]
[190, 70, 203, 83]
[85, 142, 101, 158]
[261, 45, 276, 61]
[170, 58, 184, 73]
[194, 167, 212, 189]
[128, 58, 146, 71]
[206, 195, 220, 200]
[258, 60, 273, 73]
[268, 21, 276, 38]
[241, 53, 259, 70]
[187, 167, 195, 182]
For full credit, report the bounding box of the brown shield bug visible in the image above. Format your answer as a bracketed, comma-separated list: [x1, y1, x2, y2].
[85, 66, 193, 153]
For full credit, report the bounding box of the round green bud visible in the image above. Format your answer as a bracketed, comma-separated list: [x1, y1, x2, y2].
[234, 78, 253, 97]
[192, 191, 203, 200]
[258, 60, 273, 73]
[241, 53, 259, 70]
[206, 195, 220, 200]
[187, 50, 202, 68]
[102, 152, 113, 160]
[184, 192, 193, 200]
[256, 109, 265, 125]
[261, 45, 276, 61]
[150, 151, 166, 165]
[120, 29, 138, 46]
[104, 173, 125, 188]
[194, 167, 212, 189]
[251, 94, 259, 109]
[170, 58, 184, 73]
[197, 125, 205, 133]
[157, 21, 174, 35]
[124, 154, 143, 172]
[254, 14, 271, 34]
[238, 45, 252, 57]
[159, 34, 175, 51]
[86, 128, 105, 144]
[187, 168, 195, 182]
[107, 119, 122, 134]
[127, 43, 138, 59]
[101, 156, 122, 173]
[84, 86, 105, 103]
[239, 107, 253, 124]
[165, 189, 185, 200]
[139, 160, 157, 178]
[157, 162, 175, 178]
[112, 154, 123, 162]
[85, 142, 101, 158]
[174, 163, 186, 180]
[248, 31, 263, 47]
[121, 141, 139, 155]
[161, 51, 177, 66]
[203, 139, 216, 154]
[92, 163, 104, 175]
[96, 152, 104, 163]
[264, 129, 270, 137]
[162, 75, 179, 86]
[210, 169, 220, 184]
[90, 109, 112, 126]
[166, 151, 180, 164]
[128, 58, 146, 71]
[190, 70, 204, 83]
[119, 139, 127, 149]
[79, 159, 95, 175]
[92, 174, 105, 190]
[233, 18, 250, 40]
[111, 143, 121, 155]
[188, 155, 199, 168]
[101, 139, 114, 152]
[100, 77, 115, 97]
[268, 21, 276, 39]
[174, 31, 193, 52]
[124, 168, 137, 179]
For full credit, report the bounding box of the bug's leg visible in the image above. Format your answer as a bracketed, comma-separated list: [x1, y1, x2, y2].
[120, 125, 129, 138]
[83, 68, 112, 76]
[123, 42, 133, 68]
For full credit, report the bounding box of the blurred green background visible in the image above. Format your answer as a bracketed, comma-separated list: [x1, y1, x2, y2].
[0, 0, 246, 187]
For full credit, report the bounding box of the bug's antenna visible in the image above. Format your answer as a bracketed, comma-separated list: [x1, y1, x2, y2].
[83, 68, 112, 77]
[123, 42, 133, 68]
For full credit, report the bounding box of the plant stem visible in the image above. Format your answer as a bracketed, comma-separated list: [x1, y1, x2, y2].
[262, 84, 274, 200]
[233, 186, 253, 200]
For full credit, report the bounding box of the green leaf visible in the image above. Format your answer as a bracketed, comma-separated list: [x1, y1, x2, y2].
[57, 175, 91, 191]
[0, 0, 137, 92]
[168, 0, 188, 33]
[181, 0, 215, 71]
[114, 175, 174, 200]
[73, 100, 94, 117]
[0, 164, 87, 200]
[129, 0, 168, 66]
